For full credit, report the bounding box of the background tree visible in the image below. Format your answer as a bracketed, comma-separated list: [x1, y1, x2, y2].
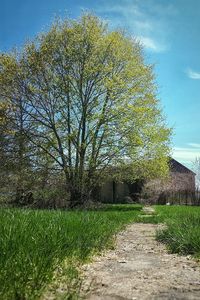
[0, 14, 171, 206]
[0, 98, 34, 204]
[0, 101, 13, 197]
[193, 157, 200, 189]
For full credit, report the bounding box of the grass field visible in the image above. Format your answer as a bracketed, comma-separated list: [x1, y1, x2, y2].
[136, 205, 200, 258]
[154, 206, 200, 258]
[0, 204, 200, 299]
[0, 205, 142, 300]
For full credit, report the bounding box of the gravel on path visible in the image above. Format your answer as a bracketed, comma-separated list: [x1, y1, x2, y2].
[81, 223, 200, 300]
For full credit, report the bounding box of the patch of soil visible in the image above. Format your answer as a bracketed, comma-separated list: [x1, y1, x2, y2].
[81, 223, 200, 300]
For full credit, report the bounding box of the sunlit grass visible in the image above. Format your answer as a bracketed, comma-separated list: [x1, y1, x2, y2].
[154, 206, 200, 258]
[1, 204, 200, 299]
[0, 205, 142, 299]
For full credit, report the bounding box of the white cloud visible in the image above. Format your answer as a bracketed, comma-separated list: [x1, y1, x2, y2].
[137, 36, 167, 53]
[173, 144, 200, 167]
[188, 143, 200, 148]
[186, 68, 200, 80]
[134, 20, 153, 31]
[95, 0, 171, 53]
[96, 3, 142, 17]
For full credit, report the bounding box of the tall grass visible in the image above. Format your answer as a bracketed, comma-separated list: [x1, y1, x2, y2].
[1, 204, 199, 299]
[154, 206, 200, 258]
[0, 205, 141, 299]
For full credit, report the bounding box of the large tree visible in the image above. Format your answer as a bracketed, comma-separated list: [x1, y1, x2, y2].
[0, 14, 171, 205]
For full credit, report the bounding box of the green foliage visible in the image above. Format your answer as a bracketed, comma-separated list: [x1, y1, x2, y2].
[0, 205, 142, 299]
[33, 185, 70, 209]
[0, 102, 14, 171]
[0, 13, 171, 204]
[0, 97, 35, 202]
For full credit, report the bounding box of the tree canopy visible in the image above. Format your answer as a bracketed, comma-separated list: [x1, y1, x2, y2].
[0, 14, 171, 205]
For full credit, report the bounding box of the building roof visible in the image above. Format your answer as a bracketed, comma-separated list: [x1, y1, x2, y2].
[170, 158, 196, 175]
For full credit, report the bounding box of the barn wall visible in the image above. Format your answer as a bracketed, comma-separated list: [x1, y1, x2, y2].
[100, 181, 130, 203]
[100, 171, 196, 204]
[143, 171, 196, 204]
[100, 180, 114, 203]
[145, 171, 195, 193]
[169, 172, 195, 192]
[115, 182, 130, 202]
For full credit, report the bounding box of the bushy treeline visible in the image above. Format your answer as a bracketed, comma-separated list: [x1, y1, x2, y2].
[0, 101, 67, 207]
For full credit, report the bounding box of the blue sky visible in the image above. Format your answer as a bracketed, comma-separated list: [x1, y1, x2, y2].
[1, 0, 200, 167]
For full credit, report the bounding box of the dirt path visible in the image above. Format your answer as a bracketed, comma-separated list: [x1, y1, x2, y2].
[82, 223, 200, 300]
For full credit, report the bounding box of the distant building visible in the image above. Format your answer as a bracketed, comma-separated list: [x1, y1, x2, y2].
[100, 158, 196, 204]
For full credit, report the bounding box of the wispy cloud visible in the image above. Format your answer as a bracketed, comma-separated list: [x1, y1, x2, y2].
[97, 3, 142, 17]
[188, 143, 200, 148]
[95, 0, 174, 53]
[186, 68, 200, 80]
[134, 20, 153, 31]
[137, 36, 167, 53]
[173, 143, 200, 167]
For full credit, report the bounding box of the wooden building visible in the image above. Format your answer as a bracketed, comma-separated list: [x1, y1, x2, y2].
[100, 158, 196, 204]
